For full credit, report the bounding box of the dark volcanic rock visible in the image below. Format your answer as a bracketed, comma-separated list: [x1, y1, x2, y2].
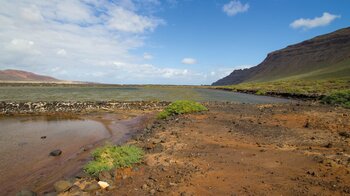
[50, 149, 62, 156]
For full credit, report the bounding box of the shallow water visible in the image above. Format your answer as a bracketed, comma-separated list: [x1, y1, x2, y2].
[0, 86, 290, 103]
[0, 113, 150, 195]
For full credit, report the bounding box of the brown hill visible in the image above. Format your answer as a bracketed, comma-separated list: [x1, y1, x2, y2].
[213, 27, 350, 85]
[0, 69, 59, 82]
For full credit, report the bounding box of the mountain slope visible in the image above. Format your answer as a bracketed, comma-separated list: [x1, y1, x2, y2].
[213, 27, 350, 86]
[0, 69, 59, 82]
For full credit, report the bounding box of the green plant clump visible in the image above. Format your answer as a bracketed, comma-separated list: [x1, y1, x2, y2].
[157, 100, 208, 119]
[321, 90, 350, 108]
[84, 144, 143, 176]
[255, 89, 267, 95]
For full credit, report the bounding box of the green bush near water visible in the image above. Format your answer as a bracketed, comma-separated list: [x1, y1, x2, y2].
[84, 145, 143, 176]
[157, 100, 208, 119]
[321, 90, 350, 108]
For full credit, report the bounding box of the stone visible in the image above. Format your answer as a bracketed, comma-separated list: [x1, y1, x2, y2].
[153, 143, 164, 153]
[54, 180, 72, 192]
[144, 156, 157, 166]
[339, 131, 350, 138]
[16, 190, 37, 196]
[83, 182, 100, 192]
[142, 184, 148, 189]
[50, 149, 62, 156]
[325, 143, 333, 148]
[98, 181, 109, 189]
[98, 170, 112, 182]
[150, 189, 156, 195]
[41, 136, 47, 139]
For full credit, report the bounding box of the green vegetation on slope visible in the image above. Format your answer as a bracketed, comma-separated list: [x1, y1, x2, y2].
[84, 145, 143, 176]
[321, 90, 350, 108]
[218, 79, 350, 96]
[158, 100, 208, 119]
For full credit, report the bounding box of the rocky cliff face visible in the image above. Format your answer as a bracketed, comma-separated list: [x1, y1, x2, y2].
[213, 27, 350, 85]
[0, 69, 59, 81]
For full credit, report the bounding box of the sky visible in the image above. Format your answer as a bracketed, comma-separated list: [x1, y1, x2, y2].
[0, 0, 349, 85]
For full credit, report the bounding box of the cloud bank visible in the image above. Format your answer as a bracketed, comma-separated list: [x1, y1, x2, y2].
[0, 0, 211, 84]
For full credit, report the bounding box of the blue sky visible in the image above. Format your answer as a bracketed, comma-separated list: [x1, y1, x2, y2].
[0, 0, 349, 84]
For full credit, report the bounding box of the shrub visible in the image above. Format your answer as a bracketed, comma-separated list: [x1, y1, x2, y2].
[157, 100, 208, 119]
[321, 90, 350, 108]
[255, 89, 266, 95]
[84, 145, 143, 176]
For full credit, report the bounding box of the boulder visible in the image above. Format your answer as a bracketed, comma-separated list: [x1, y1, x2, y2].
[50, 149, 62, 156]
[53, 180, 72, 192]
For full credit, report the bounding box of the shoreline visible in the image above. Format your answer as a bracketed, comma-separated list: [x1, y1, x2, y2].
[0, 101, 170, 116]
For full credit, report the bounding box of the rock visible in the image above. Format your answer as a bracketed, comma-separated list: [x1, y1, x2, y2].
[41, 136, 47, 139]
[150, 189, 156, 195]
[83, 182, 100, 192]
[153, 143, 164, 153]
[50, 149, 62, 156]
[339, 131, 350, 138]
[142, 184, 148, 189]
[144, 156, 157, 166]
[98, 181, 109, 189]
[98, 170, 112, 182]
[16, 190, 37, 196]
[325, 143, 333, 148]
[54, 180, 72, 192]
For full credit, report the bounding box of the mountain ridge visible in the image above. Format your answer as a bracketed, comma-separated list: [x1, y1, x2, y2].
[0, 69, 59, 82]
[212, 27, 350, 86]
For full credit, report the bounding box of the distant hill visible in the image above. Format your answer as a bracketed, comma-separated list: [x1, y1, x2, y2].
[213, 27, 350, 86]
[0, 69, 59, 82]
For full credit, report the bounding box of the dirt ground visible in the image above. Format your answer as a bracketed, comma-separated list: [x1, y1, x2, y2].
[100, 102, 350, 196]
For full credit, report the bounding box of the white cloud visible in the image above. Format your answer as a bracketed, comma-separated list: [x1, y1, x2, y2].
[290, 12, 340, 30]
[143, 53, 153, 60]
[107, 7, 164, 33]
[223, 0, 249, 16]
[181, 58, 197, 65]
[56, 49, 67, 56]
[0, 0, 177, 84]
[0, 0, 238, 85]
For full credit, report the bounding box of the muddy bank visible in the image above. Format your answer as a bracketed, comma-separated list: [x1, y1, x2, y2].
[0, 101, 169, 115]
[50, 102, 350, 196]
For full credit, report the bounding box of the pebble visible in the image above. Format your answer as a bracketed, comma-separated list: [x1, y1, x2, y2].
[84, 182, 100, 191]
[50, 149, 62, 156]
[53, 180, 72, 192]
[98, 181, 110, 189]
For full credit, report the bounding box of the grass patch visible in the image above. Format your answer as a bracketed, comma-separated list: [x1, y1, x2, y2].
[157, 100, 208, 119]
[84, 144, 143, 176]
[217, 79, 350, 96]
[321, 90, 350, 108]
